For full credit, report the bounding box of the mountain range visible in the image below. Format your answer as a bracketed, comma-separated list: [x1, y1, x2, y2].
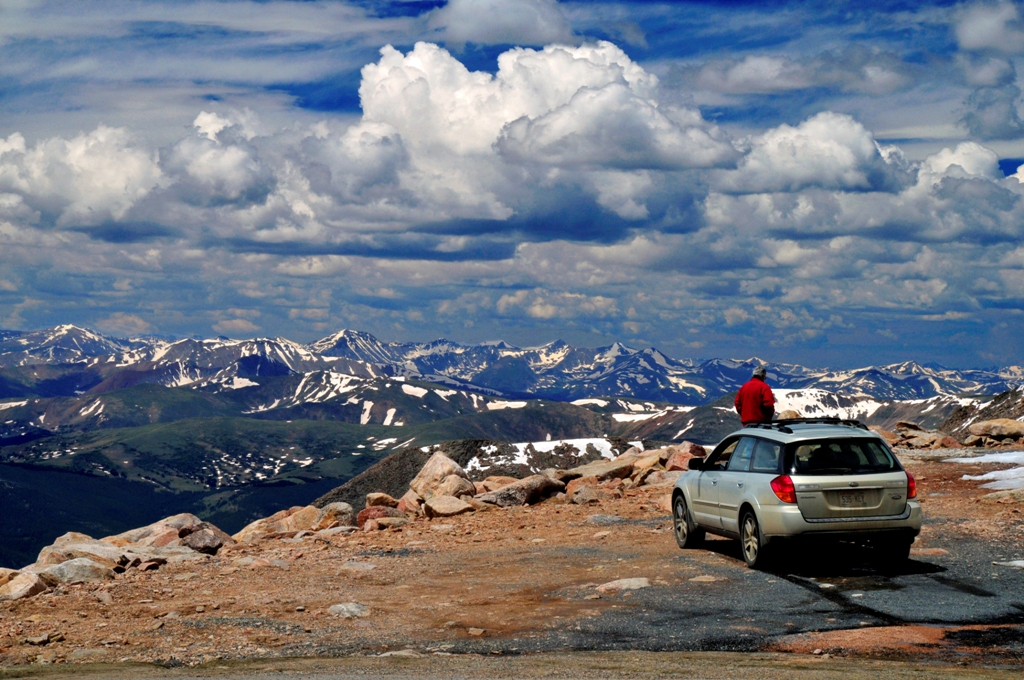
[2, 325, 1019, 405]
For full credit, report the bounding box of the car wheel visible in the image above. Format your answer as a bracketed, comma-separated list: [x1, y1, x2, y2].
[740, 510, 771, 569]
[672, 495, 704, 549]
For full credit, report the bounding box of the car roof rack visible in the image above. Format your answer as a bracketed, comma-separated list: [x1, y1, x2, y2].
[742, 417, 869, 435]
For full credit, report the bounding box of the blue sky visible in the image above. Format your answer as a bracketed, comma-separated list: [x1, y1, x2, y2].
[1, 0, 1023, 368]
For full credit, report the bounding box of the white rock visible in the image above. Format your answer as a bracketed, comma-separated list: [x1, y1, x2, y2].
[329, 602, 369, 618]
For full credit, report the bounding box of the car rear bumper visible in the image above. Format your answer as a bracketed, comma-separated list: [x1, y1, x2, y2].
[759, 500, 922, 539]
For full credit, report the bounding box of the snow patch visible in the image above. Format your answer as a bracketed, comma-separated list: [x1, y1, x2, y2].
[0, 400, 28, 411]
[571, 399, 609, 407]
[383, 408, 397, 426]
[486, 400, 527, 410]
[402, 384, 428, 398]
[360, 401, 374, 425]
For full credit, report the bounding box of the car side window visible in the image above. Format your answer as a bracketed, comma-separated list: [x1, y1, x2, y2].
[706, 439, 739, 471]
[750, 439, 782, 473]
[726, 437, 755, 472]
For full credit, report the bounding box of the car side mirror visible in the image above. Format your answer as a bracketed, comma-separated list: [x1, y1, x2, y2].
[688, 458, 704, 471]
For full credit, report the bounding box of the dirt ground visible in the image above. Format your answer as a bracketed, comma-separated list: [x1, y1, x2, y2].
[0, 450, 1022, 672]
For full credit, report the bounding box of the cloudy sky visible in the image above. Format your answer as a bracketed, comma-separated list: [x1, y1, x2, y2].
[1, 0, 1023, 368]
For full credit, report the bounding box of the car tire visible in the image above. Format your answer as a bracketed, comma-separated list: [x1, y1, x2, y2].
[672, 494, 704, 549]
[740, 510, 771, 569]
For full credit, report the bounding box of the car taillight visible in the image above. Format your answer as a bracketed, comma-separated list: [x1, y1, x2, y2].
[770, 475, 797, 503]
[906, 471, 917, 499]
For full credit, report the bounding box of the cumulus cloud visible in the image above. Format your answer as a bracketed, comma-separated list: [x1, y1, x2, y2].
[427, 0, 573, 46]
[713, 112, 906, 194]
[0, 126, 162, 226]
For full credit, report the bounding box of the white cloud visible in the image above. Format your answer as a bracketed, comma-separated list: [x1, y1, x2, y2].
[714, 112, 903, 194]
[427, 0, 573, 46]
[0, 126, 162, 225]
[955, 1, 1024, 53]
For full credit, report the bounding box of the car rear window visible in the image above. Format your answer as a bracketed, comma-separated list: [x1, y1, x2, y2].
[786, 438, 899, 476]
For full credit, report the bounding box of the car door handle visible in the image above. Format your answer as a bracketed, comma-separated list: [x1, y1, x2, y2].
[710, 480, 718, 485]
[736, 482, 743, 488]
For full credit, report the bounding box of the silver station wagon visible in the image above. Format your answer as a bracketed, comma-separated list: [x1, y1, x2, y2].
[671, 418, 922, 569]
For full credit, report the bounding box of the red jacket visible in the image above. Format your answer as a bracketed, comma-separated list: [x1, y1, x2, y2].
[735, 377, 775, 424]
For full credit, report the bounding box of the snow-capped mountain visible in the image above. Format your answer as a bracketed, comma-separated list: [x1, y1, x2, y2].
[0, 325, 1019, 405]
[0, 325, 145, 367]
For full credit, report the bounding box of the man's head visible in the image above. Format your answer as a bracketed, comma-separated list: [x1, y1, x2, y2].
[752, 366, 767, 380]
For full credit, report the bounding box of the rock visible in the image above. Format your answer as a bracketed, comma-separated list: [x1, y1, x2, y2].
[968, 419, 1024, 439]
[566, 476, 599, 496]
[0, 572, 49, 601]
[481, 475, 520, 492]
[544, 468, 582, 483]
[570, 486, 613, 505]
[366, 493, 398, 508]
[0, 568, 17, 588]
[964, 434, 984, 446]
[665, 442, 706, 471]
[586, 514, 626, 525]
[463, 497, 492, 511]
[409, 452, 472, 500]
[869, 426, 899, 445]
[642, 470, 683, 487]
[316, 526, 358, 538]
[615, 446, 642, 460]
[105, 514, 203, 548]
[396, 490, 423, 515]
[568, 458, 635, 482]
[933, 436, 962, 449]
[777, 409, 800, 420]
[903, 432, 944, 448]
[363, 519, 380, 531]
[896, 420, 925, 433]
[356, 506, 405, 528]
[631, 468, 656, 487]
[328, 602, 369, 618]
[315, 502, 356, 530]
[40, 558, 114, 584]
[423, 495, 474, 518]
[475, 474, 565, 507]
[435, 474, 477, 498]
[473, 482, 488, 495]
[633, 452, 665, 470]
[467, 627, 485, 636]
[375, 517, 409, 529]
[596, 577, 650, 593]
[233, 505, 326, 542]
[181, 527, 234, 555]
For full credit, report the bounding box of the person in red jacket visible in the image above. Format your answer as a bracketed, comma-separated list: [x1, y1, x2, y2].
[735, 365, 775, 426]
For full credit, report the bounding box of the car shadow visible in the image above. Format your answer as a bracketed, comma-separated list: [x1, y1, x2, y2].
[697, 537, 946, 578]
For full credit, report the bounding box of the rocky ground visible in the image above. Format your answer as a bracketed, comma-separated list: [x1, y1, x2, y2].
[0, 445, 1022, 672]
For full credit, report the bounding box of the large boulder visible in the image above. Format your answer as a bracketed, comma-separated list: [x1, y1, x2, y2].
[315, 502, 356, 530]
[40, 557, 114, 584]
[480, 475, 520, 492]
[435, 474, 476, 498]
[181, 525, 235, 555]
[356, 505, 406, 528]
[366, 493, 399, 508]
[0, 572, 49, 601]
[665, 442, 707, 471]
[423, 495, 474, 518]
[234, 504, 350, 542]
[396, 490, 422, 514]
[105, 513, 205, 548]
[968, 419, 1024, 439]
[409, 452, 472, 500]
[475, 474, 565, 507]
[566, 458, 634, 482]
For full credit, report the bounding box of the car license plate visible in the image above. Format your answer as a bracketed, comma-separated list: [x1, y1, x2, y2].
[839, 492, 865, 507]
